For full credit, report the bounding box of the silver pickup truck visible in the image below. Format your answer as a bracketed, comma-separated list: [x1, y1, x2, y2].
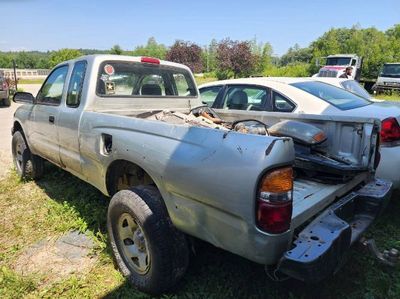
[12, 55, 393, 295]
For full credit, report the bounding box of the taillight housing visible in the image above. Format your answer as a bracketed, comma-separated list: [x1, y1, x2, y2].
[256, 166, 293, 234]
[1, 81, 7, 90]
[381, 117, 400, 143]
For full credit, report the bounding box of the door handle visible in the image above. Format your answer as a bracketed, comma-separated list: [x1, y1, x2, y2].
[49, 115, 55, 123]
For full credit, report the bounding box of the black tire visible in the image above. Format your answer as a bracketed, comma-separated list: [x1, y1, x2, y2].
[107, 185, 189, 295]
[11, 131, 44, 179]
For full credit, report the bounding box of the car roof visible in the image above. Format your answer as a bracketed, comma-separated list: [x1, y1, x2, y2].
[199, 77, 314, 89]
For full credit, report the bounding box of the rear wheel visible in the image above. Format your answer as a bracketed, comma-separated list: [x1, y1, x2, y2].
[107, 185, 189, 295]
[12, 131, 44, 179]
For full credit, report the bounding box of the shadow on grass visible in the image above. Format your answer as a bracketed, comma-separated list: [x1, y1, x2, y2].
[34, 163, 400, 299]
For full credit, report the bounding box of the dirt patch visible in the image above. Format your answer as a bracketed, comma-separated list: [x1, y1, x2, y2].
[14, 231, 98, 284]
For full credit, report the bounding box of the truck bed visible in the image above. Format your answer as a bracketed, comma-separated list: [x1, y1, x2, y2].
[292, 173, 367, 228]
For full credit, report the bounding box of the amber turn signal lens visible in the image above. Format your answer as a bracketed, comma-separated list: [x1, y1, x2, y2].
[313, 131, 327, 143]
[260, 167, 293, 193]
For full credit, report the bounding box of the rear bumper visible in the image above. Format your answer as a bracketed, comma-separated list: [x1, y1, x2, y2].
[277, 178, 392, 282]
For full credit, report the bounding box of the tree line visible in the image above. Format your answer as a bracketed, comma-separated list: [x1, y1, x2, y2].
[1, 24, 399, 80]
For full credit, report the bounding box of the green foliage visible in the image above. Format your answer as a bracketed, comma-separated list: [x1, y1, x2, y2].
[132, 37, 167, 59]
[280, 44, 313, 66]
[264, 63, 312, 77]
[310, 26, 396, 78]
[250, 38, 274, 74]
[0, 267, 38, 298]
[49, 49, 83, 67]
[0, 51, 51, 69]
[109, 44, 123, 55]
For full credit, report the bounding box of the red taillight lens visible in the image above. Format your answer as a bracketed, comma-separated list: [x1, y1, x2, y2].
[141, 57, 160, 64]
[256, 167, 293, 234]
[257, 200, 292, 234]
[381, 117, 400, 143]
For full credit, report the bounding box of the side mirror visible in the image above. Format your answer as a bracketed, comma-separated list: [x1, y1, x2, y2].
[202, 101, 207, 105]
[13, 92, 35, 104]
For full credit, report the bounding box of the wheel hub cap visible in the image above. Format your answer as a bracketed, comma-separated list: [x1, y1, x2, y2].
[117, 213, 150, 274]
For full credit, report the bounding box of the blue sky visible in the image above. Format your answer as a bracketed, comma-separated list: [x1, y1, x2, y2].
[1, 0, 399, 55]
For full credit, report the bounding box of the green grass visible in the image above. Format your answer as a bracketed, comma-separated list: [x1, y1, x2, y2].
[374, 92, 400, 101]
[195, 76, 218, 86]
[0, 165, 400, 298]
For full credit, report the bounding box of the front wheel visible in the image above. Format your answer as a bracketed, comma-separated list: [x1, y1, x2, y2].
[107, 185, 189, 295]
[11, 131, 44, 179]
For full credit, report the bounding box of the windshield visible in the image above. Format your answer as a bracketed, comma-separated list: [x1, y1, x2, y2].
[326, 57, 351, 66]
[340, 80, 371, 99]
[291, 81, 372, 110]
[97, 61, 197, 97]
[381, 64, 400, 78]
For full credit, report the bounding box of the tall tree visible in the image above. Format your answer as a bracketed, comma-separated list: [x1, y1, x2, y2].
[280, 44, 312, 66]
[216, 39, 255, 79]
[110, 44, 123, 55]
[166, 41, 203, 73]
[132, 37, 167, 59]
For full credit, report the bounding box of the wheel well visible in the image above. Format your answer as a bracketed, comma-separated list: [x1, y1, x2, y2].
[106, 160, 155, 196]
[12, 121, 23, 135]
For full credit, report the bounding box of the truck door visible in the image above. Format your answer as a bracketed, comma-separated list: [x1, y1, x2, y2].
[31, 65, 69, 165]
[58, 60, 87, 174]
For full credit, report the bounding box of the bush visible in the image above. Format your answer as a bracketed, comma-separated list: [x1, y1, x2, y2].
[263, 63, 312, 77]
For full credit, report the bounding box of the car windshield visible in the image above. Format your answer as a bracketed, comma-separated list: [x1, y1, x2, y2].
[381, 64, 400, 78]
[291, 81, 372, 110]
[340, 80, 371, 99]
[326, 57, 351, 66]
[97, 61, 197, 97]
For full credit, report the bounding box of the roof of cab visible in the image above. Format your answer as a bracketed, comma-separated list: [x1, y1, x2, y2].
[55, 54, 192, 72]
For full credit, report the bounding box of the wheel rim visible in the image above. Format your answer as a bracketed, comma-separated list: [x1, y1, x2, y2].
[13, 137, 24, 173]
[117, 213, 150, 274]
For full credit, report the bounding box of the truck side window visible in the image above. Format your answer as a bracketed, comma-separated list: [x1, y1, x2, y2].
[36, 65, 68, 105]
[67, 61, 87, 107]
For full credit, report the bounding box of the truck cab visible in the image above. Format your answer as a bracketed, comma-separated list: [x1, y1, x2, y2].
[374, 63, 400, 92]
[314, 54, 363, 81]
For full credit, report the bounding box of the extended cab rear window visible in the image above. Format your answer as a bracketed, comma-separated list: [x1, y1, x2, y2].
[291, 81, 372, 110]
[96, 61, 197, 97]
